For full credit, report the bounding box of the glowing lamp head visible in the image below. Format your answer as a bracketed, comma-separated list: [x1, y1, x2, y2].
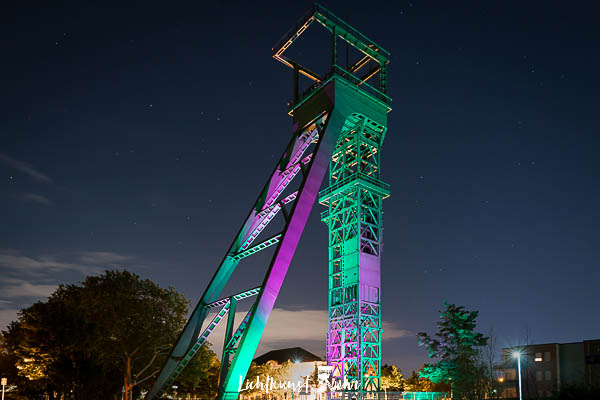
[513, 350, 521, 359]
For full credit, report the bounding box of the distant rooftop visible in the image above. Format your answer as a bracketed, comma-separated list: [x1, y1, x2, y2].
[503, 338, 600, 349]
[253, 347, 322, 365]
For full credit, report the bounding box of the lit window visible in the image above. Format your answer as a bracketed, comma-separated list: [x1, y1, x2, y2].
[535, 352, 543, 362]
[544, 351, 551, 361]
[536, 371, 542, 381]
[545, 370, 551, 381]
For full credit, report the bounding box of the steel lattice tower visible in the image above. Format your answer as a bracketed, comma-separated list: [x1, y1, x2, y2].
[145, 4, 391, 400]
[320, 113, 389, 393]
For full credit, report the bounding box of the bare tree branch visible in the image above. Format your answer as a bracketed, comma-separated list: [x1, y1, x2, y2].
[135, 369, 160, 386]
[134, 345, 163, 381]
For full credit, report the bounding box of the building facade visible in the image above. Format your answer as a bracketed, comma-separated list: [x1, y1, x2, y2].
[499, 339, 600, 398]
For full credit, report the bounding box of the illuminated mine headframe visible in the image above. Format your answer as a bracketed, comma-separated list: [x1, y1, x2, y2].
[145, 3, 391, 399]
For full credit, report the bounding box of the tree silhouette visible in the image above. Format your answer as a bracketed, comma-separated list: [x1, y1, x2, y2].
[418, 302, 488, 400]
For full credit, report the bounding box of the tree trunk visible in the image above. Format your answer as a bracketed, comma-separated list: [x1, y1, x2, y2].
[124, 355, 134, 400]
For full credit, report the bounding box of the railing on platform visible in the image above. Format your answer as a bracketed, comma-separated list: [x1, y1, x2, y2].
[400, 392, 449, 400]
[318, 171, 391, 202]
[291, 65, 392, 112]
[323, 392, 449, 400]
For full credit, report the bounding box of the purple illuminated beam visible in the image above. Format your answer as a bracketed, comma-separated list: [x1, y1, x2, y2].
[145, 114, 328, 400]
[220, 107, 346, 400]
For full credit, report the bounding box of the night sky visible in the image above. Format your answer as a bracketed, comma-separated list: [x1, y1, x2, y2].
[1, 1, 599, 375]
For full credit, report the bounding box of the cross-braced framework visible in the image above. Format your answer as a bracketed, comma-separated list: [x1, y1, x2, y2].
[145, 3, 391, 400]
[320, 114, 389, 393]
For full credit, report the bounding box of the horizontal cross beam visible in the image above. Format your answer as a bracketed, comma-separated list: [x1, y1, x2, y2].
[232, 233, 283, 261]
[203, 287, 261, 309]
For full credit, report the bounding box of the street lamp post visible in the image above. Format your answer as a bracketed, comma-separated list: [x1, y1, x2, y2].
[513, 351, 522, 400]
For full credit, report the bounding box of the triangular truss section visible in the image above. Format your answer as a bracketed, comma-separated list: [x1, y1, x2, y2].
[146, 111, 335, 399]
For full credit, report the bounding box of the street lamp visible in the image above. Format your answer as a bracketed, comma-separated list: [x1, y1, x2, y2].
[513, 351, 523, 400]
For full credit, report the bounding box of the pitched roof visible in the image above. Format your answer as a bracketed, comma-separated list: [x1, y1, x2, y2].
[253, 347, 322, 365]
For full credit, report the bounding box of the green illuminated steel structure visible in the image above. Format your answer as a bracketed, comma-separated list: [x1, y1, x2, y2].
[145, 4, 391, 400]
[320, 113, 389, 393]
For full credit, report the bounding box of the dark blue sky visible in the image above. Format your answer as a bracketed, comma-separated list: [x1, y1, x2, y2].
[1, 0, 599, 374]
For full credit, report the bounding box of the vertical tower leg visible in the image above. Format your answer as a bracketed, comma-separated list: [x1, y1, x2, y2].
[320, 113, 389, 395]
[218, 297, 237, 397]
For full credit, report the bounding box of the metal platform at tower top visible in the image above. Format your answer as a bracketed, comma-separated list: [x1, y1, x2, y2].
[145, 3, 392, 400]
[273, 3, 391, 112]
